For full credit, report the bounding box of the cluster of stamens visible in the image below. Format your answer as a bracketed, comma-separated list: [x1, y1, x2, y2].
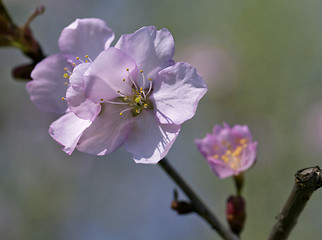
[60, 59, 153, 117]
[103, 68, 153, 117]
[213, 138, 249, 170]
[61, 55, 92, 101]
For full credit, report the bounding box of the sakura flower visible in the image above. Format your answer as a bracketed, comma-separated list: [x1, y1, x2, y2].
[26, 18, 115, 113]
[49, 25, 207, 163]
[195, 123, 257, 178]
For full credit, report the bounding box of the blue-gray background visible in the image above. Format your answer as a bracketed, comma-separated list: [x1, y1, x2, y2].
[1, 0, 322, 239]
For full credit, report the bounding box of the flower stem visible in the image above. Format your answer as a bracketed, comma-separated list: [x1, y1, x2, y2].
[158, 158, 239, 240]
[267, 166, 322, 240]
[233, 173, 244, 196]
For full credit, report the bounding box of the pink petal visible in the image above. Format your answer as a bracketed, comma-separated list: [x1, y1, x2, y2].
[239, 142, 257, 171]
[124, 111, 180, 164]
[83, 47, 138, 103]
[49, 112, 92, 155]
[66, 63, 101, 120]
[231, 125, 253, 142]
[59, 18, 114, 60]
[76, 102, 133, 156]
[207, 157, 236, 178]
[115, 26, 175, 80]
[27, 54, 70, 113]
[151, 62, 207, 125]
[195, 134, 218, 158]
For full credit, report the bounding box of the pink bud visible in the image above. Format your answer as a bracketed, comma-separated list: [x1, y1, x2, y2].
[226, 195, 246, 235]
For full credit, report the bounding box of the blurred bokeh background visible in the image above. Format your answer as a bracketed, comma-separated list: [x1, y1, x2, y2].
[1, 0, 322, 239]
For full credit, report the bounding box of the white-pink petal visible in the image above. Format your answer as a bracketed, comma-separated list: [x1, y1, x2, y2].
[66, 88, 101, 120]
[49, 112, 92, 155]
[59, 18, 114, 60]
[152, 62, 207, 125]
[83, 47, 138, 103]
[115, 26, 175, 80]
[27, 54, 70, 113]
[66, 63, 101, 120]
[76, 102, 133, 156]
[124, 111, 180, 164]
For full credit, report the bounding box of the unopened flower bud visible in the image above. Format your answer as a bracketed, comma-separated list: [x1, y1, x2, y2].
[171, 189, 194, 214]
[171, 200, 194, 214]
[226, 195, 246, 235]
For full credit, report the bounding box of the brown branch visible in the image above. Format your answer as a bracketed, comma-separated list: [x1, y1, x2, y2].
[159, 158, 239, 240]
[0, 1, 45, 79]
[267, 166, 322, 240]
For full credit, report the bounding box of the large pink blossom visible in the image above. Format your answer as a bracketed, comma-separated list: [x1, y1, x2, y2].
[195, 123, 257, 178]
[27, 19, 207, 164]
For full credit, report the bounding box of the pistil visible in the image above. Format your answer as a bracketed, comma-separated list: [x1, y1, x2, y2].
[105, 68, 154, 117]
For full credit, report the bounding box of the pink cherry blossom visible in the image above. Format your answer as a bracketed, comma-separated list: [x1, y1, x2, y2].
[27, 20, 207, 164]
[195, 123, 257, 178]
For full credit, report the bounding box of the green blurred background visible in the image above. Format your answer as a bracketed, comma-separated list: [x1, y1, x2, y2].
[1, 0, 322, 239]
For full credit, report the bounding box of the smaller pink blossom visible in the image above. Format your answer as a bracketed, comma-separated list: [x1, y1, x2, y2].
[195, 123, 257, 178]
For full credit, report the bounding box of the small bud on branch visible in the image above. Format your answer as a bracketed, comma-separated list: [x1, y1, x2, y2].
[171, 189, 194, 214]
[226, 195, 246, 235]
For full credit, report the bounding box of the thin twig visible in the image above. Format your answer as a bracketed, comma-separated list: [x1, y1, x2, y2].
[267, 166, 322, 240]
[159, 158, 239, 240]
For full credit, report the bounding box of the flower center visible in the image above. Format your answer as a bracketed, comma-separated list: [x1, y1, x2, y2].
[103, 69, 153, 117]
[213, 138, 249, 170]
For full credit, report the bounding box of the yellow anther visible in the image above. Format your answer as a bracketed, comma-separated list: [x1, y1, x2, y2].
[64, 67, 67, 71]
[140, 70, 143, 73]
[64, 82, 68, 86]
[225, 150, 232, 155]
[61, 97, 65, 100]
[117, 90, 120, 93]
[221, 155, 229, 163]
[239, 138, 248, 144]
[63, 73, 69, 79]
[140, 87, 143, 91]
[120, 112, 123, 116]
[76, 57, 80, 60]
[85, 55, 89, 58]
[73, 63, 76, 66]
[123, 78, 126, 81]
[148, 78, 152, 81]
[229, 161, 238, 170]
[126, 68, 129, 71]
[136, 109, 139, 113]
[100, 98, 103, 101]
[85, 60, 88, 63]
[144, 103, 148, 108]
[232, 146, 243, 157]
